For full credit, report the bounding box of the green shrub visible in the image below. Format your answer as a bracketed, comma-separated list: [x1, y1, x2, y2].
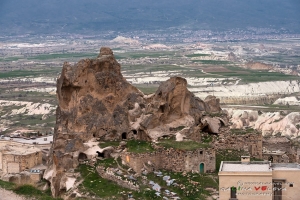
[0, 179, 15, 190]
[12, 184, 62, 200]
[127, 140, 155, 153]
[158, 139, 210, 150]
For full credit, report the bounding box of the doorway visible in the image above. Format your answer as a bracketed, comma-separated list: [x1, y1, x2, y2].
[230, 187, 237, 199]
[199, 163, 204, 173]
[121, 132, 127, 140]
[273, 181, 282, 200]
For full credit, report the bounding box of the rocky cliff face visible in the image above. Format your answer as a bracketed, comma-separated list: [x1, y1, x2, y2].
[45, 47, 223, 197]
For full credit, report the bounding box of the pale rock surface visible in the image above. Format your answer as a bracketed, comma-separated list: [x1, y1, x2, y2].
[201, 116, 222, 134]
[175, 132, 186, 141]
[227, 109, 259, 129]
[66, 177, 76, 191]
[273, 96, 300, 105]
[227, 108, 300, 137]
[255, 112, 300, 137]
[111, 36, 139, 44]
[0, 100, 55, 116]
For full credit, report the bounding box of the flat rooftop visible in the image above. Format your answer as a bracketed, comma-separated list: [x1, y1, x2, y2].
[271, 163, 300, 170]
[220, 161, 271, 172]
[220, 161, 300, 172]
[1, 144, 41, 155]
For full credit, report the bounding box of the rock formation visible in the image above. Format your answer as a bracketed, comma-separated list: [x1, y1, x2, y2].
[245, 61, 273, 70]
[226, 108, 300, 138]
[273, 96, 300, 106]
[227, 52, 237, 61]
[45, 47, 223, 197]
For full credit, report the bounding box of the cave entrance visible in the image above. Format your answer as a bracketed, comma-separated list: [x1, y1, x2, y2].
[122, 132, 127, 140]
[78, 152, 88, 161]
[132, 130, 137, 135]
[202, 125, 218, 135]
[159, 104, 165, 113]
[220, 120, 225, 127]
[96, 151, 104, 158]
[202, 125, 210, 133]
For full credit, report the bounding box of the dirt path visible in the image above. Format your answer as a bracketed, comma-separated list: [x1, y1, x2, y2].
[0, 188, 27, 200]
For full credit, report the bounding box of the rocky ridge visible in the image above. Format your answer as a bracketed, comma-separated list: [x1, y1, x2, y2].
[45, 47, 224, 197]
[226, 108, 300, 138]
[245, 61, 273, 70]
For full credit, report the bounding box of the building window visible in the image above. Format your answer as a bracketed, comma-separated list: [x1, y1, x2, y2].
[289, 183, 293, 187]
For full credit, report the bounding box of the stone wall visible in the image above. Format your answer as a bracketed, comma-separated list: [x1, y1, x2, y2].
[7, 172, 33, 185]
[30, 173, 42, 182]
[7, 162, 20, 173]
[297, 149, 300, 163]
[96, 166, 139, 191]
[219, 94, 282, 105]
[121, 147, 215, 174]
[262, 137, 292, 153]
[1, 152, 42, 174]
[262, 137, 297, 162]
[262, 153, 289, 163]
[215, 133, 262, 159]
[2, 171, 41, 185]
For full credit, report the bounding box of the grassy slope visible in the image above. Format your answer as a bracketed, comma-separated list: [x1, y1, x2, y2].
[77, 140, 220, 199]
[0, 180, 62, 200]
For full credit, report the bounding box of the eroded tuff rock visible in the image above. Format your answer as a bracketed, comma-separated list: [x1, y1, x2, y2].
[226, 108, 300, 138]
[46, 47, 223, 197]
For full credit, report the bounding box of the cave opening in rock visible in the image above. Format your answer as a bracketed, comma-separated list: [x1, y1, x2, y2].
[220, 120, 225, 127]
[159, 104, 165, 112]
[202, 125, 210, 133]
[122, 132, 127, 140]
[78, 152, 88, 161]
[132, 130, 137, 135]
[202, 125, 217, 135]
[96, 151, 104, 158]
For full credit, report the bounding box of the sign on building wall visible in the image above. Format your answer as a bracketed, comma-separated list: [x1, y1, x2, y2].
[220, 180, 293, 197]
